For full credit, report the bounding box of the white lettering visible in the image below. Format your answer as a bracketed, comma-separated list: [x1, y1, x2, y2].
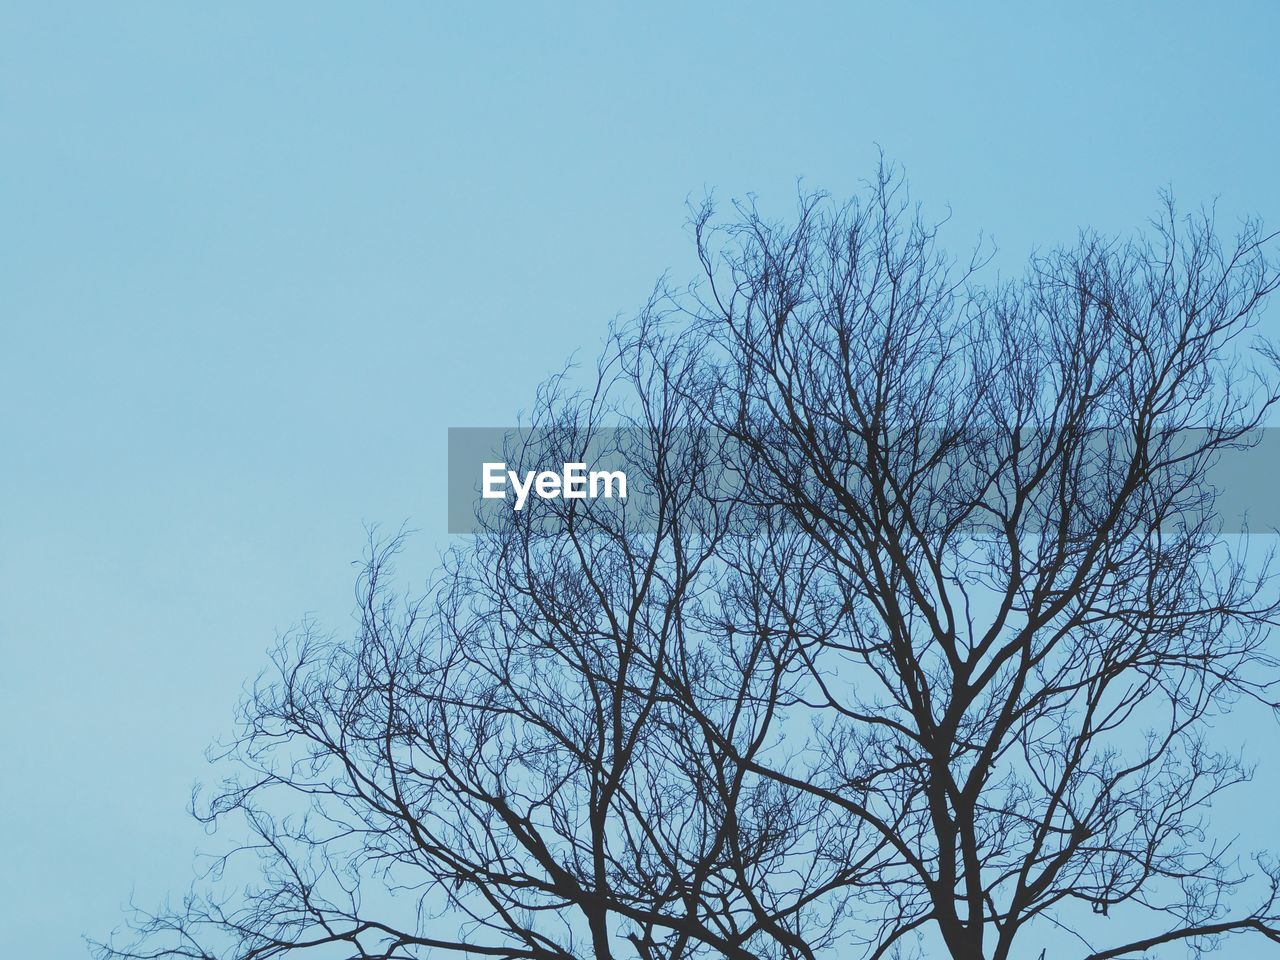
[509, 470, 535, 511]
[563, 462, 587, 498]
[482, 462, 507, 499]
[482, 462, 627, 510]
[535, 471, 562, 499]
[590, 469, 627, 500]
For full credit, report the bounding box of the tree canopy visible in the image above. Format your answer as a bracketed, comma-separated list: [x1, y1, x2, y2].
[100, 168, 1280, 960]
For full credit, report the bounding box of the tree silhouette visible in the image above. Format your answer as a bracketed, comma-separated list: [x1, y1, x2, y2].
[99, 168, 1280, 960]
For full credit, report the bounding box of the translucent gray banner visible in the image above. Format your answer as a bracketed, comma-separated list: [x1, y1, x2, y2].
[447, 426, 1280, 535]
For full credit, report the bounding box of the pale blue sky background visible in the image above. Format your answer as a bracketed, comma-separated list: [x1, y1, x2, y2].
[2, 3, 1279, 956]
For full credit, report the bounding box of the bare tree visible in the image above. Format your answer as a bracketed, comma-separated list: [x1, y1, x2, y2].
[98, 167, 1280, 960]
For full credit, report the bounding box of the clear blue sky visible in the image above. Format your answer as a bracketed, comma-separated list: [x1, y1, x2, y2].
[2, 3, 1278, 956]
